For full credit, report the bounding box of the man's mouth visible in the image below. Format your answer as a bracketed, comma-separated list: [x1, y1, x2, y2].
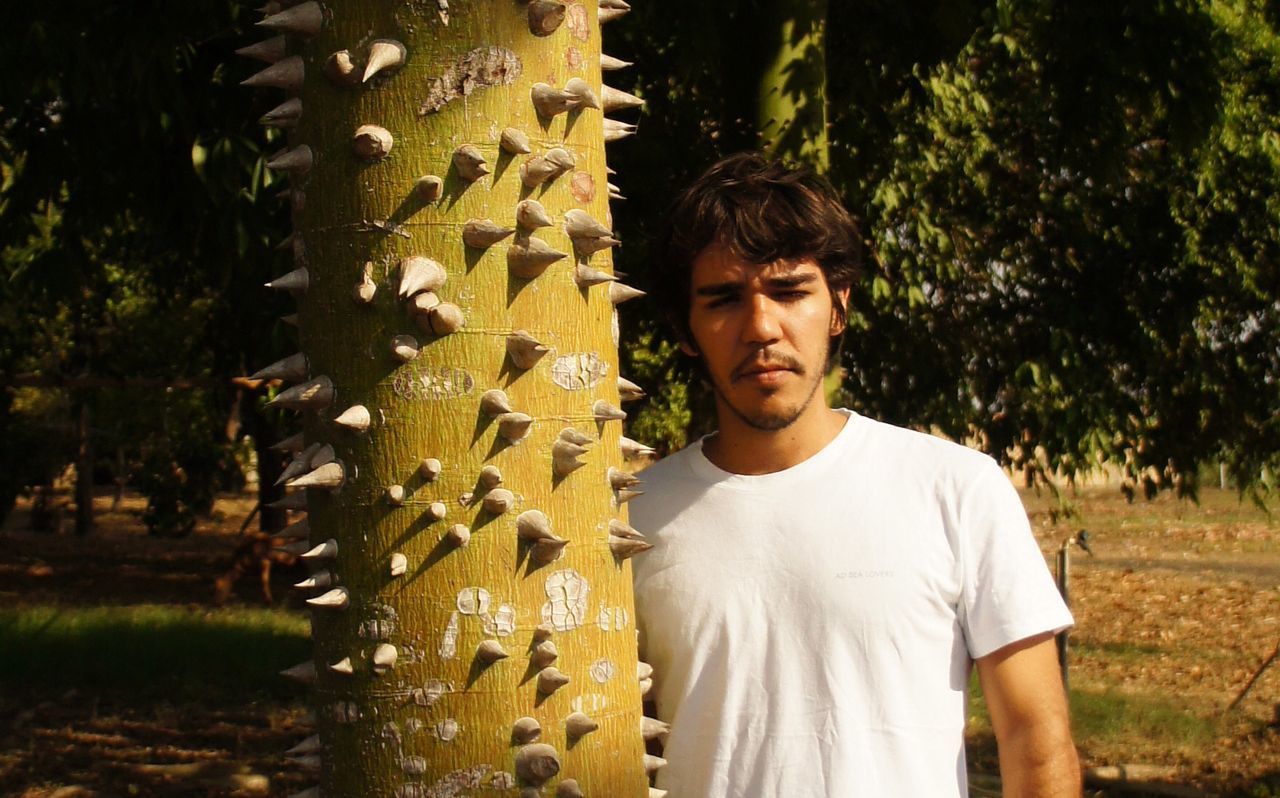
[733, 356, 803, 381]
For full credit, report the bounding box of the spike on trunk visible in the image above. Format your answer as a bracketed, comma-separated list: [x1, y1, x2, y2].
[257, 1, 324, 36]
[602, 84, 644, 113]
[236, 35, 289, 63]
[362, 39, 407, 82]
[260, 97, 303, 128]
[266, 144, 314, 175]
[600, 53, 633, 71]
[241, 55, 305, 91]
[527, 0, 566, 36]
[251, 352, 309, 382]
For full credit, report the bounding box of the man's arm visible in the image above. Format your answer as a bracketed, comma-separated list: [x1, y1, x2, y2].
[975, 631, 1081, 797]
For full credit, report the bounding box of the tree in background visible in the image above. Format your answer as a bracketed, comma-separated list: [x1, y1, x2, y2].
[609, 0, 1280, 499]
[1, 0, 1278, 539]
[834, 0, 1280, 499]
[0, 2, 292, 532]
[239, 0, 655, 794]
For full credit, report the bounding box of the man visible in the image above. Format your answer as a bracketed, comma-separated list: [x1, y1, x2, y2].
[630, 153, 1080, 797]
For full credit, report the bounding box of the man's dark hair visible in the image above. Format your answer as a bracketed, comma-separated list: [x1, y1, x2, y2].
[652, 152, 863, 347]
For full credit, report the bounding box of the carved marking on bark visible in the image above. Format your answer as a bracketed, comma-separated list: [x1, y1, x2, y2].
[439, 611, 460, 659]
[569, 170, 595, 203]
[434, 719, 460, 741]
[541, 568, 590, 631]
[566, 4, 590, 40]
[358, 604, 400, 639]
[395, 765, 491, 798]
[589, 658, 616, 683]
[595, 605, 630, 630]
[418, 47, 522, 115]
[457, 587, 491, 615]
[570, 693, 608, 714]
[412, 679, 452, 707]
[490, 772, 516, 789]
[483, 603, 517, 636]
[383, 721, 402, 743]
[551, 352, 609, 390]
[403, 756, 428, 775]
[392, 367, 476, 400]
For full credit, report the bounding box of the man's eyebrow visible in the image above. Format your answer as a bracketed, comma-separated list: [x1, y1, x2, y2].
[693, 281, 742, 297]
[693, 271, 821, 297]
[764, 272, 820, 288]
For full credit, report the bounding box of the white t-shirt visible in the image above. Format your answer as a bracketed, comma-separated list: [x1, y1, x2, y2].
[630, 410, 1073, 797]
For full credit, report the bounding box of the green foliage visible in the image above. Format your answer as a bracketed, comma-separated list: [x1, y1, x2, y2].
[133, 395, 243, 537]
[0, 387, 74, 524]
[828, 0, 1280, 495]
[605, 0, 1280, 495]
[0, 1, 296, 517]
[622, 326, 697, 454]
[0, 0, 1277, 504]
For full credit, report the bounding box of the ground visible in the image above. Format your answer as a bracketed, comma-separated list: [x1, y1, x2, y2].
[0, 484, 1277, 797]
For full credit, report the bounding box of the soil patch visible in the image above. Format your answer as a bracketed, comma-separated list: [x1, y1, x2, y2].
[1, 486, 1278, 796]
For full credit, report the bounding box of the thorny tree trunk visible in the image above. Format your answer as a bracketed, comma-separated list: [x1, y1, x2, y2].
[241, 1, 658, 796]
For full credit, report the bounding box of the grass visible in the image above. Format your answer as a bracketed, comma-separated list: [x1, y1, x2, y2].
[1022, 483, 1277, 537]
[968, 671, 1223, 758]
[1068, 687, 1220, 750]
[1071, 639, 1166, 663]
[0, 604, 311, 699]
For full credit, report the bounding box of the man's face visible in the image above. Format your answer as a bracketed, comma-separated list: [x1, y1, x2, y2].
[684, 242, 847, 432]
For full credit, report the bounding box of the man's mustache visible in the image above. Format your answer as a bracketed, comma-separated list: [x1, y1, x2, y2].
[731, 351, 805, 380]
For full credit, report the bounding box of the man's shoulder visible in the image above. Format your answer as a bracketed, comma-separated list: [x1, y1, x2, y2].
[627, 441, 708, 532]
[844, 412, 996, 472]
[632, 439, 702, 486]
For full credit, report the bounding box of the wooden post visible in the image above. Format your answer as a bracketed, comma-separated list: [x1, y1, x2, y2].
[1055, 540, 1071, 692]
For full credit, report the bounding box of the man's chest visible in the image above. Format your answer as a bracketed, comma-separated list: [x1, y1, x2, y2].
[634, 486, 965, 662]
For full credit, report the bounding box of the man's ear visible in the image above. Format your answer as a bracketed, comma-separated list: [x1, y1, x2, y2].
[678, 338, 700, 357]
[830, 287, 852, 335]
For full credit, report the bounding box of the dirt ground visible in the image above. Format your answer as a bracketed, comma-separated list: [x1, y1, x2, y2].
[0, 485, 1277, 797]
[0, 492, 318, 798]
[1022, 484, 1280, 796]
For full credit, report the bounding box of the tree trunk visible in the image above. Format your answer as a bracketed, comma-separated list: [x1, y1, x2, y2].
[756, 0, 830, 171]
[254, 425, 289, 534]
[243, 383, 290, 533]
[112, 445, 126, 512]
[74, 395, 94, 537]
[246, 2, 652, 795]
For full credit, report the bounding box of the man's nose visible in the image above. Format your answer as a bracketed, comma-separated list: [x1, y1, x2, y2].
[742, 294, 782, 344]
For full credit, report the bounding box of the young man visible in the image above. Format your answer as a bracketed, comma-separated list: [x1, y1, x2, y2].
[630, 153, 1080, 797]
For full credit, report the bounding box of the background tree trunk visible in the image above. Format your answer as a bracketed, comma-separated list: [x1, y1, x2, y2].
[74, 395, 93, 537]
[249, 1, 652, 795]
[756, 0, 830, 171]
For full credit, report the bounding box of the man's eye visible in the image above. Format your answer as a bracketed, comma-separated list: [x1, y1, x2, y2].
[777, 290, 809, 301]
[706, 296, 738, 308]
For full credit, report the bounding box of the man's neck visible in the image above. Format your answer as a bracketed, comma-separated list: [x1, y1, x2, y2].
[702, 402, 847, 476]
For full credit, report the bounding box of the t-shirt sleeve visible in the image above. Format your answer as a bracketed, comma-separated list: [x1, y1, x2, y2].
[957, 459, 1074, 659]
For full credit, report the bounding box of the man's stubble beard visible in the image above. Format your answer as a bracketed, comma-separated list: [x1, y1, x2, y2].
[706, 337, 831, 433]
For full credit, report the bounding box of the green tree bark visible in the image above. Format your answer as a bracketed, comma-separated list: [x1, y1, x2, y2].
[756, 0, 830, 171]
[244, 1, 654, 795]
